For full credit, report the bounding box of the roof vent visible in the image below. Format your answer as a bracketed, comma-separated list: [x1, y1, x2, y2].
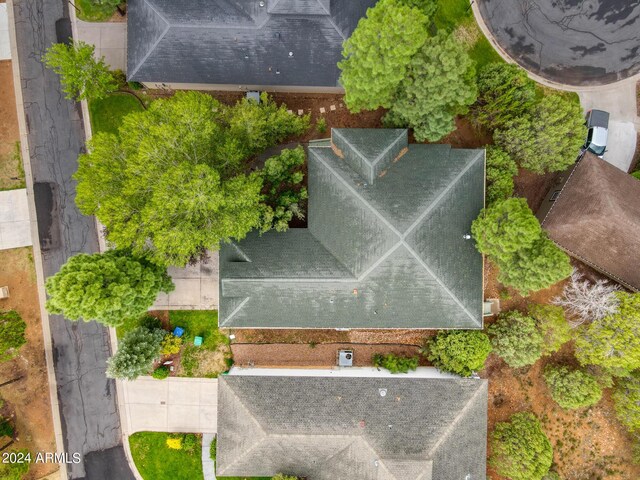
[378, 388, 387, 397]
[259, 1, 265, 6]
[463, 234, 471, 240]
[338, 350, 353, 367]
[288, 51, 294, 57]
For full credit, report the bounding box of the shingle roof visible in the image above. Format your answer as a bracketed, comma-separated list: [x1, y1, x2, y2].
[127, 0, 376, 86]
[216, 375, 488, 479]
[219, 129, 485, 329]
[541, 153, 640, 291]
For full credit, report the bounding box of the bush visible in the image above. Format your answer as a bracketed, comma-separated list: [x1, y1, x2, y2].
[544, 365, 602, 409]
[152, 366, 170, 380]
[273, 475, 299, 480]
[372, 353, 419, 374]
[486, 146, 517, 206]
[182, 434, 198, 453]
[529, 304, 572, 355]
[209, 436, 217, 461]
[128, 81, 144, 90]
[613, 372, 640, 433]
[421, 330, 491, 377]
[490, 412, 553, 480]
[0, 310, 27, 362]
[316, 117, 327, 134]
[0, 450, 30, 480]
[488, 311, 543, 368]
[112, 69, 127, 89]
[542, 472, 562, 480]
[160, 334, 182, 355]
[166, 436, 182, 450]
[106, 326, 165, 380]
[0, 418, 14, 438]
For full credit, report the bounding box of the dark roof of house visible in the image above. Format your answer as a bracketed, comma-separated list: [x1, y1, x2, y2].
[541, 153, 640, 291]
[127, 0, 376, 86]
[216, 375, 488, 480]
[219, 129, 485, 329]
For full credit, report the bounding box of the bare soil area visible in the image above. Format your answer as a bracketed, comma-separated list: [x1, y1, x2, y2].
[0, 60, 22, 190]
[0, 248, 58, 479]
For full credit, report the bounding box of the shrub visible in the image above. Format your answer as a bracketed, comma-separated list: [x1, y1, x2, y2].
[182, 434, 198, 453]
[542, 472, 562, 480]
[421, 330, 491, 377]
[166, 436, 182, 450]
[372, 353, 419, 374]
[490, 412, 553, 480]
[488, 311, 543, 368]
[0, 450, 30, 480]
[128, 81, 144, 90]
[316, 117, 327, 134]
[613, 372, 640, 433]
[273, 475, 299, 480]
[0, 418, 14, 438]
[544, 365, 602, 409]
[106, 326, 165, 380]
[553, 270, 620, 326]
[529, 304, 572, 355]
[160, 334, 182, 355]
[0, 310, 27, 362]
[209, 436, 217, 461]
[152, 366, 170, 380]
[112, 69, 127, 89]
[486, 146, 517, 206]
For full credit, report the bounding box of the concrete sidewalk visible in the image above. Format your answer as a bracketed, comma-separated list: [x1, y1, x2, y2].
[75, 20, 126, 71]
[0, 189, 32, 249]
[121, 377, 218, 434]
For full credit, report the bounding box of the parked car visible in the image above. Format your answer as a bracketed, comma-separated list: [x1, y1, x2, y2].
[582, 109, 609, 158]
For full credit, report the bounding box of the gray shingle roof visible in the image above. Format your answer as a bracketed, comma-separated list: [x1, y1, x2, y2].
[216, 375, 488, 479]
[219, 129, 485, 329]
[127, 0, 376, 86]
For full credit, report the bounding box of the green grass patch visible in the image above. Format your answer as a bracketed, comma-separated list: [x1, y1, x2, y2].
[75, 0, 119, 22]
[115, 315, 146, 339]
[433, 0, 473, 32]
[129, 432, 203, 480]
[468, 36, 503, 72]
[169, 311, 226, 351]
[88, 93, 144, 136]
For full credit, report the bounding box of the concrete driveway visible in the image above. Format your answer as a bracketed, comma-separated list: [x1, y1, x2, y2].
[478, 0, 640, 86]
[120, 377, 218, 434]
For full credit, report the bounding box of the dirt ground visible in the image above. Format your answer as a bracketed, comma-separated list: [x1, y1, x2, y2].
[0, 60, 22, 190]
[0, 248, 58, 479]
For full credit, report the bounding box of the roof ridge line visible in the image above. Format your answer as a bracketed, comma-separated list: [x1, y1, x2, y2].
[219, 297, 250, 326]
[357, 242, 403, 281]
[403, 242, 480, 325]
[426, 381, 487, 459]
[128, 0, 170, 79]
[222, 277, 356, 283]
[316, 0, 331, 16]
[402, 149, 483, 240]
[331, 129, 371, 172]
[370, 130, 407, 167]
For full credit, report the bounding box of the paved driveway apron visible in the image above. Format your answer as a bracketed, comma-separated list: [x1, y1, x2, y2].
[478, 0, 640, 85]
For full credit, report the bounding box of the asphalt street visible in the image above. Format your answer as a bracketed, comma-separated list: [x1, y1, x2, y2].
[478, 0, 640, 85]
[11, 0, 133, 478]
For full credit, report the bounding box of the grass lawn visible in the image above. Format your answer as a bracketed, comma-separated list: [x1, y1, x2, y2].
[75, 0, 118, 22]
[433, 0, 473, 32]
[88, 93, 144, 136]
[169, 311, 227, 351]
[129, 432, 203, 480]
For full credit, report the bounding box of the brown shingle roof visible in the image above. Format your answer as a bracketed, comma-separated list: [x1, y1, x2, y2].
[541, 153, 640, 290]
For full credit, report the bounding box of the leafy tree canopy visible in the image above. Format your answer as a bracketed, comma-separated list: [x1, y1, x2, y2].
[45, 250, 174, 326]
[0, 310, 26, 362]
[575, 292, 640, 377]
[486, 146, 518, 206]
[488, 311, 544, 368]
[106, 326, 165, 380]
[422, 330, 491, 377]
[544, 365, 602, 410]
[614, 372, 640, 433]
[490, 412, 553, 480]
[472, 62, 537, 130]
[529, 304, 572, 355]
[339, 0, 430, 112]
[75, 91, 308, 266]
[43, 41, 117, 101]
[495, 93, 586, 174]
[383, 32, 477, 142]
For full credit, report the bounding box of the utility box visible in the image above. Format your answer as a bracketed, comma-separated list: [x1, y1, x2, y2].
[338, 350, 353, 367]
[0, 286, 8, 299]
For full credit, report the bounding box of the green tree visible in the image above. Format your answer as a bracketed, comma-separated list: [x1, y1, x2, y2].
[45, 250, 174, 327]
[544, 365, 602, 409]
[75, 91, 307, 267]
[486, 146, 518, 205]
[421, 330, 491, 377]
[398, 0, 437, 16]
[260, 147, 308, 232]
[488, 311, 543, 368]
[0, 310, 26, 362]
[43, 41, 117, 101]
[614, 372, 640, 432]
[529, 304, 572, 355]
[490, 412, 553, 480]
[495, 93, 586, 174]
[338, 0, 430, 112]
[472, 63, 537, 130]
[575, 292, 640, 377]
[383, 32, 477, 142]
[106, 326, 165, 380]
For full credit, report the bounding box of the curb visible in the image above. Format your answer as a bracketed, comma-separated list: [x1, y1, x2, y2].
[5, 0, 67, 478]
[471, 1, 640, 93]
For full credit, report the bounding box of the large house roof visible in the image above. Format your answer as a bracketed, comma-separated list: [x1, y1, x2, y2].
[219, 129, 485, 329]
[216, 375, 488, 480]
[541, 153, 640, 291]
[127, 0, 376, 86]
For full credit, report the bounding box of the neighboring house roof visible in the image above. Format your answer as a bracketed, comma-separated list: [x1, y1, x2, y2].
[216, 375, 488, 480]
[219, 129, 485, 329]
[127, 0, 376, 86]
[541, 152, 640, 291]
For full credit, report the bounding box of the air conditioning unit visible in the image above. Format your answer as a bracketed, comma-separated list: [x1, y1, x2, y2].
[338, 350, 353, 367]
